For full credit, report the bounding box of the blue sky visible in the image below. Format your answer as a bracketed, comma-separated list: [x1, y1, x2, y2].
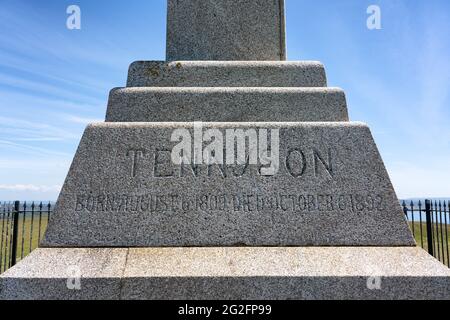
[0, 0, 449, 200]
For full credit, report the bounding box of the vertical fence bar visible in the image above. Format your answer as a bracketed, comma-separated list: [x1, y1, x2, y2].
[46, 201, 53, 235]
[20, 201, 27, 259]
[8, 204, 14, 268]
[10, 201, 20, 267]
[430, 201, 437, 258]
[1, 203, 5, 273]
[29, 202, 35, 255]
[439, 201, 445, 265]
[410, 200, 415, 237]
[434, 201, 441, 262]
[402, 201, 410, 241]
[402, 200, 408, 219]
[418, 200, 424, 248]
[38, 202, 43, 242]
[0, 202, 5, 273]
[425, 200, 434, 257]
[444, 201, 449, 267]
[47, 202, 52, 225]
[4, 203, 12, 270]
[3, 202, 9, 271]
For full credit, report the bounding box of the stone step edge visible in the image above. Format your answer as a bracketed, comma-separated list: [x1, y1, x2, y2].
[127, 60, 327, 88]
[105, 87, 349, 123]
[110, 86, 344, 95]
[3, 247, 448, 279]
[1, 248, 449, 299]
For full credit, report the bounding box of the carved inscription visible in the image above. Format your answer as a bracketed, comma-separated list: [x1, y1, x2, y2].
[125, 147, 335, 179]
[74, 193, 384, 213]
[73, 143, 369, 216]
[127, 149, 145, 178]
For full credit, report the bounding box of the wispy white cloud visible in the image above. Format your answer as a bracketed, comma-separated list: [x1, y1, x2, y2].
[0, 74, 106, 107]
[0, 90, 105, 113]
[0, 140, 72, 157]
[0, 50, 112, 93]
[0, 73, 73, 99]
[0, 158, 70, 170]
[0, 116, 80, 143]
[0, 157, 70, 201]
[0, 1, 134, 71]
[0, 184, 61, 192]
[64, 115, 103, 124]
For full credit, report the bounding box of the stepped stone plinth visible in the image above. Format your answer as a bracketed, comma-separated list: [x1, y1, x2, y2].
[127, 61, 326, 87]
[1, 0, 449, 300]
[106, 88, 348, 122]
[41, 122, 412, 248]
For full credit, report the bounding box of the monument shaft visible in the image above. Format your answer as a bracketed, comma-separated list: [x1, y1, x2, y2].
[166, 0, 286, 61]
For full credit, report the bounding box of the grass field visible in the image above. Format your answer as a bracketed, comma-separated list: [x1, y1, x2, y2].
[0, 215, 49, 273]
[408, 221, 450, 266]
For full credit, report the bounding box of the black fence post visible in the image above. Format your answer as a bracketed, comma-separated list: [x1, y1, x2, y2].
[10, 201, 20, 267]
[425, 200, 434, 257]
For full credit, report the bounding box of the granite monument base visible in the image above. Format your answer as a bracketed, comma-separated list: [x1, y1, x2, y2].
[41, 122, 414, 247]
[1, 247, 449, 300]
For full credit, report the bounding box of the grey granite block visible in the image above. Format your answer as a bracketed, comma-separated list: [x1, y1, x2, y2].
[106, 88, 348, 122]
[167, 0, 286, 61]
[127, 61, 327, 87]
[2, 247, 448, 300]
[0, 248, 128, 300]
[121, 247, 450, 300]
[42, 122, 414, 247]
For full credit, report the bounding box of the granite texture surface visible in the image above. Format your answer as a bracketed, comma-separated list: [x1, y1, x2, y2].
[1, 247, 449, 300]
[0, 248, 128, 300]
[122, 247, 450, 300]
[41, 122, 414, 247]
[106, 88, 348, 122]
[166, 0, 286, 61]
[127, 61, 327, 87]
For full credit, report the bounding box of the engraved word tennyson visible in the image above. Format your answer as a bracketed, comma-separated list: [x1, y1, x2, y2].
[171, 123, 280, 176]
[127, 146, 334, 180]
